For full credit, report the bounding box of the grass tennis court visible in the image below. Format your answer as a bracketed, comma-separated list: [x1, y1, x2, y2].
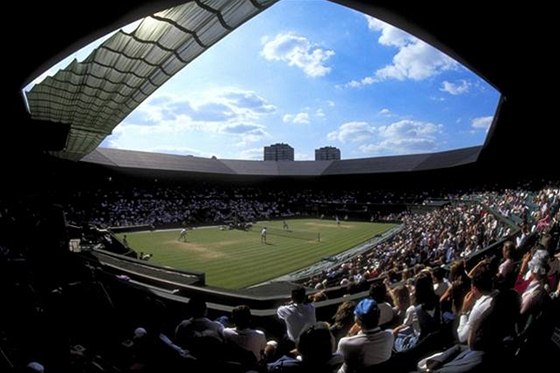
[117, 219, 397, 289]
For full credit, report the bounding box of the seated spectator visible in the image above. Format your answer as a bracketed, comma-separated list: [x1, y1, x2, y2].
[131, 298, 194, 372]
[440, 260, 471, 316]
[417, 289, 520, 372]
[496, 240, 516, 288]
[457, 261, 495, 344]
[516, 223, 531, 251]
[390, 284, 411, 326]
[174, 296, 224, 359]
[336, 299, 394, 373]
[536, 212, 551, 232]
[519, 254, 550, 320]
[130, 326, 193, 372]
[223, 305, 267, 363]
[268, 322, 342, 372]
[368, 281, 395, 326]
[277, 286, 316, 353]
[516, 243, 550, 292]
[392, 273, 443, 352]
[432, 267, 451, 298]
[329, 300, 356, 344]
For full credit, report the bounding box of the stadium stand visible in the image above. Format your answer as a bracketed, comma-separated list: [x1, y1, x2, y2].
[2, 1, 559, 372]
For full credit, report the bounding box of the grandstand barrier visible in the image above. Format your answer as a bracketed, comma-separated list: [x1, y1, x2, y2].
[109, 224, 154, 233]
[83, 249, 313, 310]
[89, 248, 206, 286]
[84, 246, 378, 315]
[96, 264, 373, 318]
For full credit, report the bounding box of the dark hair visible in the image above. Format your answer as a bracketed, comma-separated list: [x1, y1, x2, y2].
[297, 322, 334, 363]
[502, 241, 515, 258]
[470, 262, 493, 293]
[231, 305, 251, 329]
[414, 273, 437, 309]
[291, 286, 307, 303]
[188, 296, 207, 318]
[369, 281, 389, 303]
[432, 267, 447, 282]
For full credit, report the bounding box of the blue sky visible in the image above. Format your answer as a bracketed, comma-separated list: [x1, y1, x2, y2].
[33, 0, 501, 160]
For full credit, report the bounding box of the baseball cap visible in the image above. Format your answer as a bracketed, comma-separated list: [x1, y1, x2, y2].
[354, 298, 378, 319]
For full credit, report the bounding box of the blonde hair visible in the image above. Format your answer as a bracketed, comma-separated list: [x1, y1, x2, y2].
[390, 285, 410, 312]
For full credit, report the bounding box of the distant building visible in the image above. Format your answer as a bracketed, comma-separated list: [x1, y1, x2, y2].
[315, 146, 341, 160]
[264, 143, 294, 161]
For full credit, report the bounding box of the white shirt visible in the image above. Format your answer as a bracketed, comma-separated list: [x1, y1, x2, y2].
[378, 302, 395, 326]
[277, 302, 316, 342]
[223, 327, 267, 361]
[498, 258, 514, 278]
[336, 327, 394, 372]
[400, 305, 421, 336]
[456, 293, 493, 343]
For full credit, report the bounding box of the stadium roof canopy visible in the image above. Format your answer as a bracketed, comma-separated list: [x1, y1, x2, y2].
[5, 0, 556, 177]
[25, 0, 278, 161]
[83, 146, 481, 176]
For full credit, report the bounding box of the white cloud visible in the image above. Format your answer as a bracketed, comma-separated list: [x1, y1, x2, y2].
[261, 32, 335, 77]
[123, 88, 275, 130]
[219, 123, 264, 135]
[219, 124, 270, 146]
[376, 41, 456, 81]
[325, 119, 442, 156]
[471, 116, 493, 132]
[345, 16, 458, 87]
[283, 112, 310, 124]
[107, 88, 275, 154]
[365, 17, 411, 47]
[220, 91, 276, 116]
[327, 121, 375, 143]
[102, 130, 217, 157]
[345, 76, 375, 88]
[379, 120, 441, 138]
[440, 80, 470, 95]
[315, 108, 325, 118]
[379, 108, 391, 116]
[359, 119, 442, 155]
[359, 137, 438, 154]
[218, 123, 271, 146]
